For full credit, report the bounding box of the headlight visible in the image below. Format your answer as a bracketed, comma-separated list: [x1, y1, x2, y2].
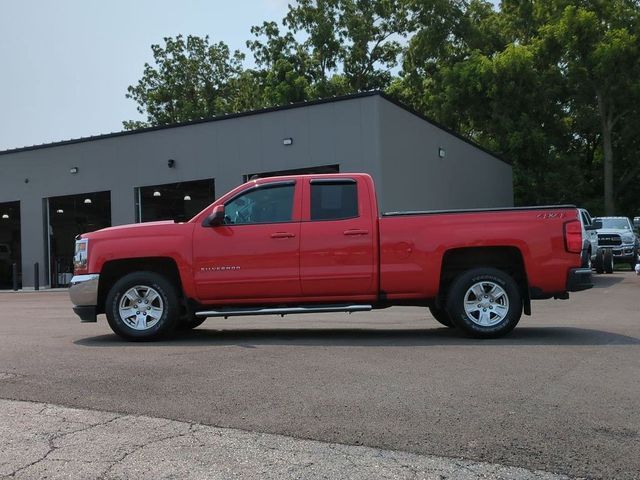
[622, 234, 635, 243]
[74, 238, 89, 272]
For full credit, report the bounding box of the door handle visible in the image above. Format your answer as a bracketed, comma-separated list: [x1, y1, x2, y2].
[271, 232, 296, 238]
[343, 229, 369, 236]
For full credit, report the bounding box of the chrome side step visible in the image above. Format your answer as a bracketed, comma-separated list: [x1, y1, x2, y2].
[195, 304, 372, 319]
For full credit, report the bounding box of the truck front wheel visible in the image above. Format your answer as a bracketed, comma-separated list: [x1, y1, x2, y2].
[105, 271, 180, 341]
[446, 268, 522, 339]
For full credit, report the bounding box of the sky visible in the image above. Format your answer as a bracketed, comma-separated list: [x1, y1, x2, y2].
[0, 0, 290, 151]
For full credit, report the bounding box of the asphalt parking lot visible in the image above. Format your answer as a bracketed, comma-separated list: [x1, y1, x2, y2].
[0, 272, 639, 479]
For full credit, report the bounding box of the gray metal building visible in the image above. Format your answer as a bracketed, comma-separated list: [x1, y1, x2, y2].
[0, 92, 512, 289]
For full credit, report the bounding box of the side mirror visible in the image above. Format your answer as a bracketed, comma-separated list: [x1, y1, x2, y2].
[202, 205, 225, 227]
[585, 224, 598, 231]
[592, 219, 602, 230]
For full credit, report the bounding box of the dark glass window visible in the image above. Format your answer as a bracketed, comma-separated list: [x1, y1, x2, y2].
[225, 184, 294, 225]
[136, 179, 215, 223]
[310, 182, 358, 221]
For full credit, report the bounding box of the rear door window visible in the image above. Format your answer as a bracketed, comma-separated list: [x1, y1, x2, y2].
[310, 181, 358, 221]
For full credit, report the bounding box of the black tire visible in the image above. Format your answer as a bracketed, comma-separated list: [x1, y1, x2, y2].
[446, 268, 522, 339]
[603, 249, 614, 274]
[581, 249, 592, 269]
[594, 250, 604, 274]
[428, 306, 455, 328]
[105, 271, 180, 341]
[177, 315, 207, 331]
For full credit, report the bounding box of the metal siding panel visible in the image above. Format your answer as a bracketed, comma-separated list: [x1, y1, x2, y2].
[378, 99, 513, 213]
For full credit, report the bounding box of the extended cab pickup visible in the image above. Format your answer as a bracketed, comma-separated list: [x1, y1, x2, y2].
[69, 173, 592, 340]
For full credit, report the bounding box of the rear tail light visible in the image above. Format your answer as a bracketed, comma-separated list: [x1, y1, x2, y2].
[564, 220, 582, 253]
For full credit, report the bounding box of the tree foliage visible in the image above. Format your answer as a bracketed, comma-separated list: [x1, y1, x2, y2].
[124, 0, 640, 217]
[124, 35, 245, 129]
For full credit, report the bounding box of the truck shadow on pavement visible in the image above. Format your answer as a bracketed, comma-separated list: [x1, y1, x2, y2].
[75, 326, 640, 348]
[591, 274, 626, 288]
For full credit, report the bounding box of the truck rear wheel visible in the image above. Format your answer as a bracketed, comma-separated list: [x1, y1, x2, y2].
[446, 268, 522, 339]
[105, 271, 180, 341]
[428, 306, 454, 328]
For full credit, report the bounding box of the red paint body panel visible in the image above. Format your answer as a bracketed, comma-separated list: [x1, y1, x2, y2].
[85, 221, 198, 299]
[192, 181, 303, 301]
[379, 210, 580, 299]
[299, 177, 378, 299]
[78, 173, 583, 309]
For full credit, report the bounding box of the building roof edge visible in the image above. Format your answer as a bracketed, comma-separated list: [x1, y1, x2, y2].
[1, 90, 509, 165]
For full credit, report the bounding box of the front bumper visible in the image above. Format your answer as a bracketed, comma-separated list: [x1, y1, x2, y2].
[69, 274, 99, 322]
[609, 245, 636, 260]
[567, 268, 593, 292]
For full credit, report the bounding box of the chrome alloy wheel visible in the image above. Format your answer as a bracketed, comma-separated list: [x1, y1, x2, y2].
[463, 281, 509, 327]
[118, 285, 164, 331]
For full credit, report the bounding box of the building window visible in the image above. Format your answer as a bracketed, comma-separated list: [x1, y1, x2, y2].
[135, 179, 215, 223]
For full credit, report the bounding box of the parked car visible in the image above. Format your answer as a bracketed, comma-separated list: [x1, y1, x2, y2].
[69, 173, 592, 341]
[594, 216, 638, 269]
[578, 208, 600, 269]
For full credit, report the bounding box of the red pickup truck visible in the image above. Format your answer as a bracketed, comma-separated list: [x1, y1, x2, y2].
[69, 173, 592, 340]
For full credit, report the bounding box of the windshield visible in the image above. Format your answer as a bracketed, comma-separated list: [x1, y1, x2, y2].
[598, 218, 631, 230]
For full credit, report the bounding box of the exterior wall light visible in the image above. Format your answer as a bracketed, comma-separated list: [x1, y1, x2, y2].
[183, 195, 192, 201]
[438, 147, 446, 158]
[70, 167, 79, 174]
[83, 198, 92, 204]
[283, 138, 293, 146]
[168, 159, 176, 168]
[1, 214, 9, 219]
[56, 209, 64, 214]
[153, 191, 161, 197]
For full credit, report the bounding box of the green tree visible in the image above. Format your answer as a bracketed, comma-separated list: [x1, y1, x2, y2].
[541, 0, 640, 214]
[398, 0, 640, 212]
[284, 0, 412, 92]
[125, 2, 412, 128]
[246, 21, 315, 106]
[124, 35, 246, 129]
